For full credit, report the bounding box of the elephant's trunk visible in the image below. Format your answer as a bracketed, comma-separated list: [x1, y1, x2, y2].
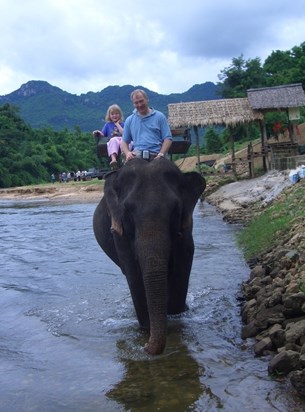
[137, 228, 169, 355]
[142, 269, 167, 355]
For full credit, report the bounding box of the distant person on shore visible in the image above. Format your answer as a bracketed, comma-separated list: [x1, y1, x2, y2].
[121, 89, 172, 162]
[93, 104, 124, 171]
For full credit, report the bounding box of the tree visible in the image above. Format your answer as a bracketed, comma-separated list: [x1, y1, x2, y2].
[205, 128, 223, 154]
[264, 42, 305, 88]
[218, 55, 266, 98]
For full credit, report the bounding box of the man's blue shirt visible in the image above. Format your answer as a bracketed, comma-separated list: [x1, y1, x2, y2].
[122, 108, 172, 153]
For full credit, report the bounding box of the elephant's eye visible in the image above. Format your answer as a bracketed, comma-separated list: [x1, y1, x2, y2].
[123, 199, 137, 214]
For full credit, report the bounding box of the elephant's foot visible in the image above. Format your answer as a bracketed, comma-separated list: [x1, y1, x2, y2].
[167, 302, 189, 315]
[144, 337, 166, 356]
[139, 324, 150, 332]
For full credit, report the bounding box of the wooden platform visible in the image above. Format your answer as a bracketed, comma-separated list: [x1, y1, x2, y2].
[168, 128, 192, 155]
[96, 128, 192, 159]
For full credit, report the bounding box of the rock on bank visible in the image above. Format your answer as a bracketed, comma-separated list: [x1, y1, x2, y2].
[206, 170, 292, 223]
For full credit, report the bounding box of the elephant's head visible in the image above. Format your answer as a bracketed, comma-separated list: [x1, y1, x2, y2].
[94, 158, 205, 355]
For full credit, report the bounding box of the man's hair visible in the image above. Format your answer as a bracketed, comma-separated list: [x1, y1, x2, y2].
[130, 89, 148, 101]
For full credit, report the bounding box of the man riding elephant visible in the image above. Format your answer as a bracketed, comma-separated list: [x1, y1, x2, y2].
[121, 89, 172, 162]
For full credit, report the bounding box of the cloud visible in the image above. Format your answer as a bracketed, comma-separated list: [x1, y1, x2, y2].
[0, 0, 304, 96]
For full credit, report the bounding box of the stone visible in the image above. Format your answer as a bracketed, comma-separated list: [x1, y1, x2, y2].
[270, 327, 286, 349]
[254, 337, 273, 356]
[290, 369, 305, 397]
[266, 288, 283, 307]
[241, 321, 265, 339]
[255, 304, 285, 328]
[285, 250, 300, 263]
[283, 293, 305, 317]
[285, 319, 305, 344]
[241, 298, 257, 323]
[249, 265, 266, 280]
[285, 281, 301, 295]
[268, 350, 300, 375]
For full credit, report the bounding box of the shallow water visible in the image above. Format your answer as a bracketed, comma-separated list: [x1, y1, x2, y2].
[0, 199, 304, 412]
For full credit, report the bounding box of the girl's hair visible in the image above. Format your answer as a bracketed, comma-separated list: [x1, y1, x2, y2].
[105, 104, 124, 122]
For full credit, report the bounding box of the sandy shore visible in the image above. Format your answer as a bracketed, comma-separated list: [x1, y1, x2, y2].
[0, 181, 104, 204]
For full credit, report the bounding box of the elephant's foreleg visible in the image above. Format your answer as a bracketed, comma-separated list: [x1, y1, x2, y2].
[125, 271, 150, 330]
[167, 234, 194, 314]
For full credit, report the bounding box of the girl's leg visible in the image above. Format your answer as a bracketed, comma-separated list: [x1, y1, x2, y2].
[107, 137, 121, 169]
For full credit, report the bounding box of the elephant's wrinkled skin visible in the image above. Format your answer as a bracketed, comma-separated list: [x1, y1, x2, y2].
[93, 158, 206, 355]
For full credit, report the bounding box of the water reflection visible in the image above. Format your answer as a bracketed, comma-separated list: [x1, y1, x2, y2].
[107, 325, 206, 412]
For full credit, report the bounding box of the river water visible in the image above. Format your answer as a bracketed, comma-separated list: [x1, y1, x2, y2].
[0, 199, 304, 412]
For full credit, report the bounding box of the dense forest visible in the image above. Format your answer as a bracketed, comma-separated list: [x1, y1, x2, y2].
[0, 42, 305, 188]
[0, 104, 101, 187]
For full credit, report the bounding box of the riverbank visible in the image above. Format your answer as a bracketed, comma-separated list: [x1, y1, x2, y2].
[207, 172, 305, 399]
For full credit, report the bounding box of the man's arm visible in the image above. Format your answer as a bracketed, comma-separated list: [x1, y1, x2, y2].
[121, 140, 135, 161]
[157, 138, 172, 158]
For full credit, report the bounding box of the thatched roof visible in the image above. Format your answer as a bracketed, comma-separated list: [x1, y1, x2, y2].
[247, 83, 305, 110]
[168, 98, 263, 128]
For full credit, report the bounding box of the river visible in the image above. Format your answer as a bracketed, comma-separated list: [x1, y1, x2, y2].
[0, 199, 304, 412]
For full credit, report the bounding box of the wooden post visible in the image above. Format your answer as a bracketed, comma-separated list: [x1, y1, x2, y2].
[193, 125, 201, 174]
[259, 119, 268, 172]
[291, 121, 297, 144]
[229, 126, 237, 179]
[248, 142, 254, 178]
[287, 109, 295, 144]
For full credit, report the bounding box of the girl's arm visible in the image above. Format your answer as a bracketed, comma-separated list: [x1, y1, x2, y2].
[115, 122, 124, 135]
[92, 130, 104, 137]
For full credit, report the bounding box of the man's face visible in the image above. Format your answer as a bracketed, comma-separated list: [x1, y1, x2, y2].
[132, 93, 149, 115]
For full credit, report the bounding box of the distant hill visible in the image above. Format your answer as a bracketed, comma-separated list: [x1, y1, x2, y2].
[0, 81, 221, 131]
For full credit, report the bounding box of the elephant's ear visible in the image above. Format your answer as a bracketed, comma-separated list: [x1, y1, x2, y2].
[104, 172, 123, 236]
[181, 172, 206, 229]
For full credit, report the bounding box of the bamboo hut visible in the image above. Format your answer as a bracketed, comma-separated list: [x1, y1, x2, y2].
[168, 97, 263, 128]
[247, 83, 305, 169]
[247, 83, 305, 143]
[247, 83, 305, 110]
[168, 98, 263, 175]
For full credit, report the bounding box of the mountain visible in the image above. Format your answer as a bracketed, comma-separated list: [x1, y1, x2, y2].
[0, 80, 221, 131]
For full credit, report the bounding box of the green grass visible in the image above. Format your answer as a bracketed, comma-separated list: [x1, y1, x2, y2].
[237, 183, 305, 260]
[299, 282, 305, 293]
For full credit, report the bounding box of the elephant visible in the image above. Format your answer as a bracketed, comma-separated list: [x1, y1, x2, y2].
[93, 158, 206, 355]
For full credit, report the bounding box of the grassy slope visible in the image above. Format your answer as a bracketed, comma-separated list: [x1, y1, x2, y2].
[237, 178, 305, 260]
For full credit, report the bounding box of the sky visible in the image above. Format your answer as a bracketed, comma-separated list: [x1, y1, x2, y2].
[1, 0, 305, 96]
